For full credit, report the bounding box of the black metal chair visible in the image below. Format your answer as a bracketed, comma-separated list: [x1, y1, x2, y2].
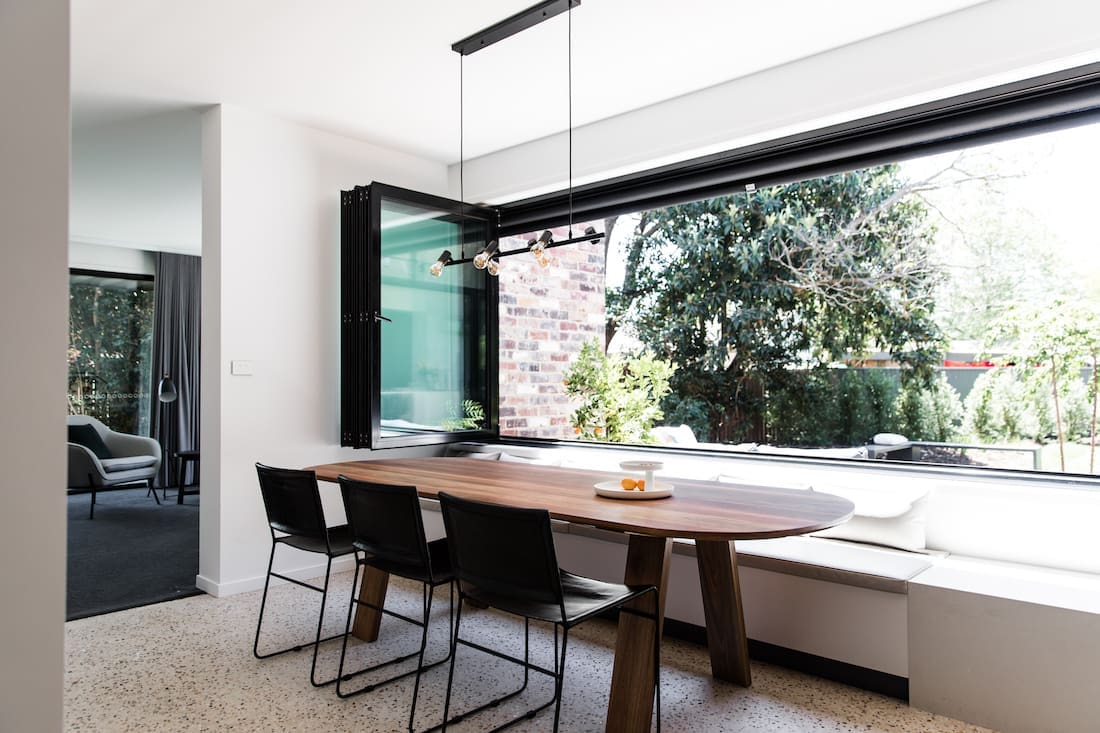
[335, 477, 455, 732]
[437, 491, 662, 732]
[253, 463, 357, 687]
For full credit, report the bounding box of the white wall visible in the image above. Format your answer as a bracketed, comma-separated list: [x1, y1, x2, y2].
[71, 109, 202, 254]
[199, 105, 451, 596]
[461, 0, 1100, 202]
[0, 2, 69, 731]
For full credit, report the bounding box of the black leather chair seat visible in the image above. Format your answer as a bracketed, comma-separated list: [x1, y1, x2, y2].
[277, 524, 355, 555]
[465, 571, 652, 625]
[360, 537, 453, 584]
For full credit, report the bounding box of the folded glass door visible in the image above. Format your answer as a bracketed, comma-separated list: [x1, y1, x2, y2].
[342, 182, 497, 449]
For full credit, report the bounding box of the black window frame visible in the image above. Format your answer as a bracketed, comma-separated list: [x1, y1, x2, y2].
[342, 61, 1100, 473]
[341, 182, 499, 450]
[68, 267, 157, 437]
[497, 62, 1100, 235]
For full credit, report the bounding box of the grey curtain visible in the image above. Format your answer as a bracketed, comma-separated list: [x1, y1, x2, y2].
[151, 253, 201, 487]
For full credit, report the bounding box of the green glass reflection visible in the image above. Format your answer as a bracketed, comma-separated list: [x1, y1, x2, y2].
[378, 198, 488, 435]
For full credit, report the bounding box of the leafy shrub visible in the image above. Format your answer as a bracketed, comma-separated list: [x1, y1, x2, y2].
[441, 400, 485, 431]
[964, 367, 1092, 443]
[563, 340, 674, 443]
[766, 369, 844, 446]
[1023, 369, 1091, 441]
[836, 369, 898, 446]
[766, 368, 898, 447]
[964, 369, 1038, 442]
[659, 395, 711, 443]
[894, 373, 963, 442]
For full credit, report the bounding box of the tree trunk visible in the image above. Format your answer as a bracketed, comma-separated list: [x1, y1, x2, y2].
[602, 216, 620, 351]
[1091, 354, 1098, 473]
[1051, 357, 1065, 472]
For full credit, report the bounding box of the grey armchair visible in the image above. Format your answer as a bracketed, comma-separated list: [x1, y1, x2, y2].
[67, 415, 162, 518]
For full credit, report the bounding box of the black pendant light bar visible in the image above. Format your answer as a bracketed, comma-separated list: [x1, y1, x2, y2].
[452, 0, 580, 56]
[438, 0, 603, 278]
[444, 226, 602, 267]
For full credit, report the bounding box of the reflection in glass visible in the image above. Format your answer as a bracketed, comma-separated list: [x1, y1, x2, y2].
[378, 199, 489, 437]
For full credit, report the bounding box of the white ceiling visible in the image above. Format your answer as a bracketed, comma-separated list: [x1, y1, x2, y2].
[72, 0, 987, 164]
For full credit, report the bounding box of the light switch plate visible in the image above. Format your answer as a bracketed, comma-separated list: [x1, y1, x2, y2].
[230, 360, 253, 376]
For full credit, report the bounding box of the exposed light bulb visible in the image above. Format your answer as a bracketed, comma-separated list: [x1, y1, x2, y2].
[535, 230, 553, 251]
[429, 249, 453, 277]
[473, 240, 497, 270]
[486, 258, 501, 276]
[536, 252, 550, 268]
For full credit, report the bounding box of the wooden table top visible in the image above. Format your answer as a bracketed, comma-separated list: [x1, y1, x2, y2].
[309, 457, 854, 541]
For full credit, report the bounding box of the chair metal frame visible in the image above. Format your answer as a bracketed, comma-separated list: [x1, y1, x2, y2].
[253, 463, 357, 687]
[335, 477, 457, 732]
[437, 491, 662, 733]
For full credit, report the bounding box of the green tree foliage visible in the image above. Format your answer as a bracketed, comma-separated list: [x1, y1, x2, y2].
[894, 372, 963, 443]
[609, 165, 944, 443]
[971, 301, 1100, 469]
[917, 153, 1066, 342]
[964, 369, 1038, 443]
[442, 400, 485, 431]
[767, 369, 897, 447]
[563, 340, 674, 443]
[768, 368, 963, 447]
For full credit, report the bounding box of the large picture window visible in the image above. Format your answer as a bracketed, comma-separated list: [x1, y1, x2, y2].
[68, 269, 155, 436]
[498, 122, 1100, 476]
[342, 62, 1100, 477]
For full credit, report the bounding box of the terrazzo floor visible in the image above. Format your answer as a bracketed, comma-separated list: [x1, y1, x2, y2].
[65, 571, 996, 732]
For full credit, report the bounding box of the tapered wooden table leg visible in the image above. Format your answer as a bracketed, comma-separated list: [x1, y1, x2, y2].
[696, 539, 751, 686]
[606, 534, 671, 733]
[351, 566, 389, 642]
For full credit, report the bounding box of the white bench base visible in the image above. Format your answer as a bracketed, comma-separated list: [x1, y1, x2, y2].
[909, 558, 1100, 733]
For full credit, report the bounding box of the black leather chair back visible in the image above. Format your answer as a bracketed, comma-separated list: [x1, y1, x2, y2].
[438, 491, 564, 612]
[338, 477, 432, 574]
[255, 463, 328, 541]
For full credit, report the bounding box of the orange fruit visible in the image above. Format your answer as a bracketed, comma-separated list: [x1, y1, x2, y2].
[637, 479, 646, 491]
[620, 477, 637, 490]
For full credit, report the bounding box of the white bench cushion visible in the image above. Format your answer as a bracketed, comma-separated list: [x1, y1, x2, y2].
[562, 523, 931, 594]
[717, 474, 930, 552]
[733, 535, 934, 594]
[811, 483, 930, 552]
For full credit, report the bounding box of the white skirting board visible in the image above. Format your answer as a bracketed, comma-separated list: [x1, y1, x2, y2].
[196, 554, 357, 597]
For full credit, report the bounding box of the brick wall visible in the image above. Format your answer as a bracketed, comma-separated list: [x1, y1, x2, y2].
[498, 224, 605, 439]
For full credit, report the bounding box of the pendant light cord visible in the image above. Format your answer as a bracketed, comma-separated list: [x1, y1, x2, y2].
[459, 52, 465, 259]
[567, 1, 574, 238]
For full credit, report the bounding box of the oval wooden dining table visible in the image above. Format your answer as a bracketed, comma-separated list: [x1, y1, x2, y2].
[309, 457, 854, 732]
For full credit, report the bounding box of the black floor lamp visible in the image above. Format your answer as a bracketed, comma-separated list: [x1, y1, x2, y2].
[157, 374, 178, 498]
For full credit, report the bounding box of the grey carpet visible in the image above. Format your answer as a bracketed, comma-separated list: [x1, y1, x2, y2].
[66, 486, 201, 620]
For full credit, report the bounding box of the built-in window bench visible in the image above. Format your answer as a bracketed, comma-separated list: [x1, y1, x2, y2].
[429, 441, 1100, 733]
[551, 523, 928, 699]
[908, 556, 1100, 733]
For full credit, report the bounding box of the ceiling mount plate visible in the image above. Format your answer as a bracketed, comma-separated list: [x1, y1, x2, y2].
[452, 0, 581, 56]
